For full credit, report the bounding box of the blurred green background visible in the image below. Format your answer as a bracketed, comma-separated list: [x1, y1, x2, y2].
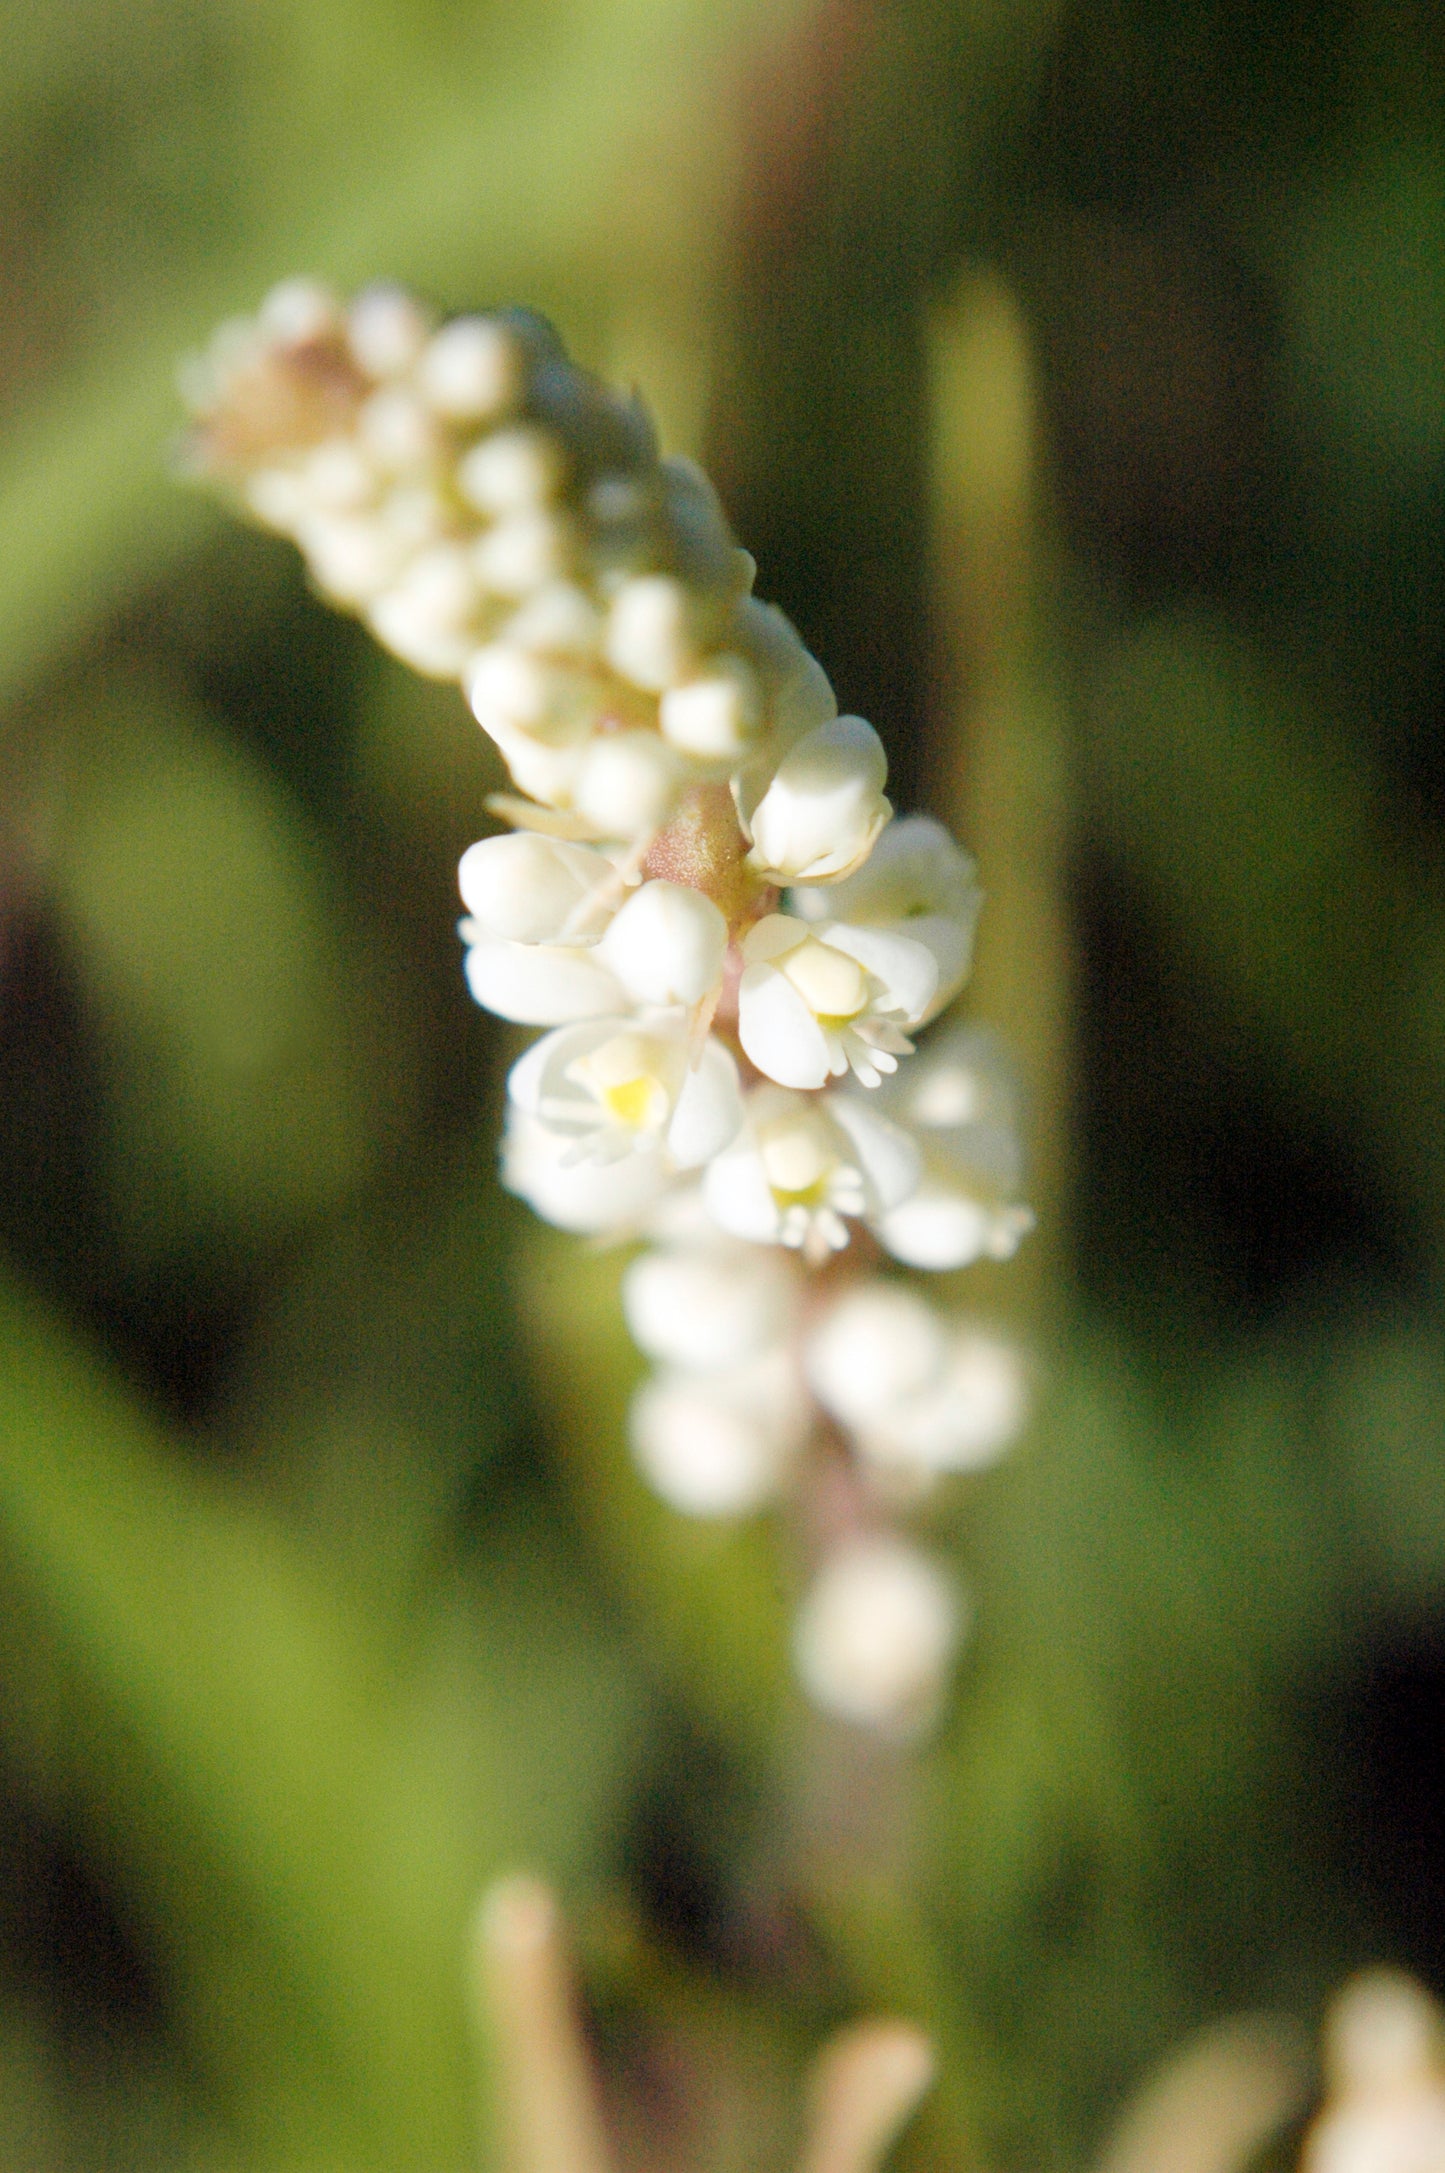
[0, 0, 1441, 2165]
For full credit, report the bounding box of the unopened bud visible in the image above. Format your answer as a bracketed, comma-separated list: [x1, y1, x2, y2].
[746, 716, 891, 883]
[659, 655, 763, 758]
[622, 1244, 798, 1371]
[346, 285, 432, 379]
[457, 426, 562, 517]
[458, 834, 615, 945]
[605, 575, 703, 691]
[574, 731, 681, 837]
[417, 315, 523, 422]
[794, 1539, 963, 1737]
[597, 880, 727, 1006]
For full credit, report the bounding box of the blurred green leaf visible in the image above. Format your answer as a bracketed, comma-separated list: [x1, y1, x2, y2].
[0, 1258, 642, 2167]
[1087, 614, 1445, 1238]
[42, 674, 381, 1265]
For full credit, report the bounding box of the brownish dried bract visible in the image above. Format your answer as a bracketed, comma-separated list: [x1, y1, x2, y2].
[182, 329, 367, 479]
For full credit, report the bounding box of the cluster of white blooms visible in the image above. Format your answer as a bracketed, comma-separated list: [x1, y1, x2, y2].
[185, 281, 1034, 1740]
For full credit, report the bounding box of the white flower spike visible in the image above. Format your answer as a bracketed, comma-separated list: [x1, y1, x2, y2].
[188, 283, 1033, 1738]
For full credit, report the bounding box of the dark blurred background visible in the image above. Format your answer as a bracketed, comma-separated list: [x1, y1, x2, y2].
[0, 0, 1441, 2165]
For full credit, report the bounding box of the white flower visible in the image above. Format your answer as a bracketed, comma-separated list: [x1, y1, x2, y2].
[869, 1026, 1034, 1270]
[788, 815, 981, 1024]
[595, 881, 728, 1008]
[501, 1108, 670, 1235]
[630, 1346, 809, 1518]
[736, 913, 937, 1089]
[740, 716, 892, 883]
[793, 1538, 964, 1737]
[806, 1289, 1027, 1478]
[702, 1085, 919, 1257]
[509, 1018, 742, 1169]
[457, 833, 617, 945]
[622, 1241, 800, 1371]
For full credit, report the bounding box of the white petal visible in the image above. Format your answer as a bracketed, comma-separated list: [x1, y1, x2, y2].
[463, 936, 624, 1024]
[502, 1110, 668, 1234]
[871, 1179, 994, 1269]
[745, 716, 891, 882]
[665, 1040, 744, 1167]
[820, 922, 938, 1025]
[740, 913, 807, 967]
[827, 1093, 921, 1213]
[737, 964, 832, 1089]
[703, 1135, 783, 1244]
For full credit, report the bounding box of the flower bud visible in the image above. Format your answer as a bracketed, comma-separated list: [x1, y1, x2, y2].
[417, 315, 523, 422]
[368, 544, 480, 676]
[744, 716, 892, 883]
[258, 277, 338, 345]
[345, 285, 432, 379]
[596, 880, 727, 1007]
[573, 730, 681, 838]
[659, 655, 762, 758]
[296, 513, 406, 605]
[630, 1348, 807, 1518]
[804, 1285, 947, 1429]
[356, 385, 438, 471]
[458, 426, 564, 517]
[605, 575, 703, 691]
[458, 834, 615, 945]
[471, 510, 570, 598]
[793, 1539, 963, 1737]
[622, 1243, 798, 1371]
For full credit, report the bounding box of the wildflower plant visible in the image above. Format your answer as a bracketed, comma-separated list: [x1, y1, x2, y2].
[183, 278, 1034, 1742]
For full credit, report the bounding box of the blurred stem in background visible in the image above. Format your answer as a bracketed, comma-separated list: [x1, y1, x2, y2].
[929, 267, 1074, 1321]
